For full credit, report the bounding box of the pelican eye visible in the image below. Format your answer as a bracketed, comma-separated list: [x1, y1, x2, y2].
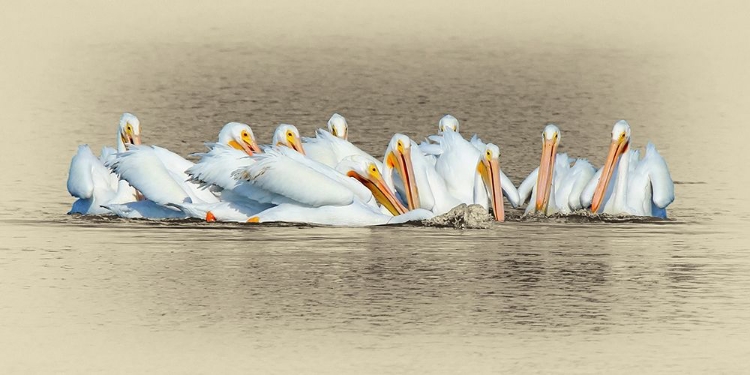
[287, 131, 293, 137]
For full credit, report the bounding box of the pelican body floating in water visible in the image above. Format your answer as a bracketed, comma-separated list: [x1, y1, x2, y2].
[65, 112, 677, 225]
[104, 122, 261, 219]
[581, 120, 675, 218]
[384, 131, 515, 221]
[518, 124, 596, 215]
[232, 146, 433, 226]
[67, 113, 142, 215]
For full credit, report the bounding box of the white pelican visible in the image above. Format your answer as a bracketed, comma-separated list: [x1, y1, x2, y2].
[518, 124, 596, 215]
[428, 130, 519, 220]
[67, 113, 141, 215]
[184, 143, 276, 222]
[104, 122, 259, 219]
[438, 114, 459, 134]
[383, 133, 512, 221]
[581, 120, 675, 218]
[233, 147, 431, 226]
[384, 134, 460, 216]
[327, 113, 348, 140]
[418, 114, 460, 161]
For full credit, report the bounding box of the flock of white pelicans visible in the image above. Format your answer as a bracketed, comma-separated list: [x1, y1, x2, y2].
[67, 113, 675, 226]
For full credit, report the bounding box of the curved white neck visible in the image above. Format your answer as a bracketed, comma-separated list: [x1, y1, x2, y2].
[117, 131, 126, 153]
[610, 149, 630, 213]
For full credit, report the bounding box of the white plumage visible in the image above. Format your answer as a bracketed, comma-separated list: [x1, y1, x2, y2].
[582, 121, 675, 218]
[66, 113, 141, 215]
[518, 125, 596, 215]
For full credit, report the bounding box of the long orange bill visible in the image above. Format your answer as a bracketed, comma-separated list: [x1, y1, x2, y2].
[535, 138, 557, 212]
[247, 139, 262, 155]
[479, 157, 505, 222]
[591, 139, 628, 212]
[291, 136, 306, 155]
[388, 149, 419, 210]
[347, 171, 408, 216]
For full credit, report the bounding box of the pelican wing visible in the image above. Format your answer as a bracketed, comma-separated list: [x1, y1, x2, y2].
[283, 147, 377, 204]
[579, 167, 603, 209]
[234, 147, 356, 207]
[151, 146, 219, 204]
[499, 169, 520, 208]
[433, 130, 480, 204]
[626, 143, 674, 217]
[641, 143, 674, 208]
[418, 141, 443, 157]
[252, 201, 433, 226]
[67, 145, 114, 200]
[304, 129, 384, 172]
[103, 200, 187, 219]
[469, 134, 486, 150]
[107, 145, 192, 205]
[566, 159, 596, 211]
[187, 143, 253, 191]
[518, 167, 539, 206]
[302, 131, 339, 168]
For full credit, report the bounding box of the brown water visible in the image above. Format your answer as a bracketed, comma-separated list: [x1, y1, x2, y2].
[2, 1, 749, 373]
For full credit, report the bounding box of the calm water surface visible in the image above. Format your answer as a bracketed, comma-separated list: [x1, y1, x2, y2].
[1, 3, 749, 373]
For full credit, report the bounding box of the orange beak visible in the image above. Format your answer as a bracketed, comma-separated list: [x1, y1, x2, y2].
[347, 170, 408, 216]
[387, 148, 419, 210]
[591, 138, 629, 212]
[122, 131, 141, 149]
[290, 135, 306, 155]
[535, 137, 557, 212]
[478, 157, 504, 222]
[229, 139, 260, 156]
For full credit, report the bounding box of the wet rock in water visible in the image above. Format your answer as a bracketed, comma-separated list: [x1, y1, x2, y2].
[424, 204, 494, 229]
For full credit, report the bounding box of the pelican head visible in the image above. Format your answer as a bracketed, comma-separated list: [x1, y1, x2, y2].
[384, 134, 420, 210]
[337, 156, 408, 216]
[535, 124, 561, 212]
[118, 113, 141, 149]
[477, 143, 505, 222]
[273, 124, 305, 155]
[327, 113, 348, 140]
[591, 120, 631, 212]
[438, 115, 459, 134]
[218, 122, 261, 156]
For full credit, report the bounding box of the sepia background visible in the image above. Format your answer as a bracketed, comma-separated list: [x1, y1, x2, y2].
[1, 1, 748, 373]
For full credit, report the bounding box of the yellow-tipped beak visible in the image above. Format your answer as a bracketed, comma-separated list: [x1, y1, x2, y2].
[591, 138, 629, 212]
[535, 138, 557, 212]
[478, 157, 504, 222]
[387, 148, 419, 210]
